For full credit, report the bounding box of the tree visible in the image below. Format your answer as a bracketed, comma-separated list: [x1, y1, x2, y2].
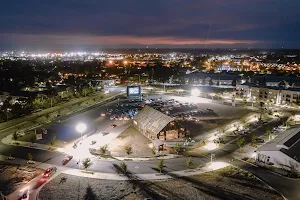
[124, 145, 133, 156]
[120, 162, 127, 173]
[173, 142, 182, 154]
[282, 119, 290, 128]
[28, 153, 33, 161]
[50, 135, 56, 145]
[46, 81, 52, 89]
[157, 159, 164, 173]
[65, 75, 76, 85]
[32, 94, 48, 109]
[243, 96, 247, 105]
[99, 144, 108, 155]
[231, 79, 237, 86]
[251, 135, 257, 144]
[13, 131, 18, 140]
[82, 158, 93, 171]
[151, 147, 156, 156]
[265, 126, 271, 133]
[186, 157, 194, 168]
[236, 137, 246, 149]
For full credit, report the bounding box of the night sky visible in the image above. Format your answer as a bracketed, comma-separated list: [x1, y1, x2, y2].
[1, 0, 300, 50]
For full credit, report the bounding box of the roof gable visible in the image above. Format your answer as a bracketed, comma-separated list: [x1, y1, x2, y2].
[133, 105, 173, 136]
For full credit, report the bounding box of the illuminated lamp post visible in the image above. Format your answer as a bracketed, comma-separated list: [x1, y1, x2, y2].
[76, 123, 87, 141]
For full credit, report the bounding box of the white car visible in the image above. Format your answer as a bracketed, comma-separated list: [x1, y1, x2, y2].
[27, 160, 35, 164]
[6, 156, 15, 160]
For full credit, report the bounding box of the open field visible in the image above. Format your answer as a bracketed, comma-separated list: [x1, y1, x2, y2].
[0, 161, 43, 196]
[39, 166, 282, 200]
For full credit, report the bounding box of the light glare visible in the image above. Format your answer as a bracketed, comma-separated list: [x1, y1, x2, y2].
[76, 123, 87, 133]
[191, 88, 200, 97]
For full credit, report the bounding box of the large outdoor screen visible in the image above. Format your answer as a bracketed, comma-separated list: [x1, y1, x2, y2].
[127, 86, 141, 97]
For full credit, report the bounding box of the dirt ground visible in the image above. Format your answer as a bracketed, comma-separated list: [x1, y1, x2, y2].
[109, 125, 153, 157]
[39, 166, 282, 200]
[0, 161, 44, 195]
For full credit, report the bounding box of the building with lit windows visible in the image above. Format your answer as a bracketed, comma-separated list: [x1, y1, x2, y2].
[236, 83, 300, 105]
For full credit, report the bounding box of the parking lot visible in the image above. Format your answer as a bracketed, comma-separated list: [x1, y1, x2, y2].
[23, 94, 249, 157]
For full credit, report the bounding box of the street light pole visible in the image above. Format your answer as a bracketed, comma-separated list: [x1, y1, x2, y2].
[211, 153, 215, 163]
[76, 123, 87, 142]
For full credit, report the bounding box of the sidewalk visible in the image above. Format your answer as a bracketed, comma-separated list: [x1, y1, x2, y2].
[114, 154, 181, 161]
[0, 154, 229, 181]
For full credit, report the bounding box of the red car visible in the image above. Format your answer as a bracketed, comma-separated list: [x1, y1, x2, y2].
[42, 167, 57, 178]
[18, 191, 29, 200]
[62, 155, 73, 165]
[110, 124, 117, 128]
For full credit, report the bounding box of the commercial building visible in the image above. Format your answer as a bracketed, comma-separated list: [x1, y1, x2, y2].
[236, 83, 300, 105]
[255, 128, 300, 172]
[184, 72, 241, 86]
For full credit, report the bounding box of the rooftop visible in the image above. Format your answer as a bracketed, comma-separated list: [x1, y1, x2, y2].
[240, 83, 300, 92]
[133, 105, 173, 137]
[257, 128, 300, 162]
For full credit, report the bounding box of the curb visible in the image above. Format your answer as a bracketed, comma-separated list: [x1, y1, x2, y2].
[233, 158, 288, 200]
[0, 154, 229, 181]
[237, 158, 300, 181]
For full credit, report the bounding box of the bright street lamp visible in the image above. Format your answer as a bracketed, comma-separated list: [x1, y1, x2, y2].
[191, 88, 200, 97]
[76, 123, 87, 140]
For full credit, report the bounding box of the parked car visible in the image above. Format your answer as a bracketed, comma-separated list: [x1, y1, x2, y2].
[42, 167, 57, 178]
[102, 132, 109, 136]
[254, 138, 265, 143]
[90, 141, 96, 145]
[27, 160, 35, 164]
[213, 138, 225, 144]
[6, 156, 15, 160]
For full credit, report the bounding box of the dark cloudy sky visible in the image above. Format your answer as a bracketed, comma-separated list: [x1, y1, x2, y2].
[1, 0, 300, 50]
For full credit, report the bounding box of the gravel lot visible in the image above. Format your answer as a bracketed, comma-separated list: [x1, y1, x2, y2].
[39, 166, 282, 200]
[0, 161, 44, 195]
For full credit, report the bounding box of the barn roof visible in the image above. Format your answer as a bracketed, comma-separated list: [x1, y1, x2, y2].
[133, 105, 173, 136]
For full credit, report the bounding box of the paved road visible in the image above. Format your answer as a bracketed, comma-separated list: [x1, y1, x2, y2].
[228, 159, 300, 200]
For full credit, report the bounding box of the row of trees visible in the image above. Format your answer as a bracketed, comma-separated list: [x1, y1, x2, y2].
[0, 85, 96, 122]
